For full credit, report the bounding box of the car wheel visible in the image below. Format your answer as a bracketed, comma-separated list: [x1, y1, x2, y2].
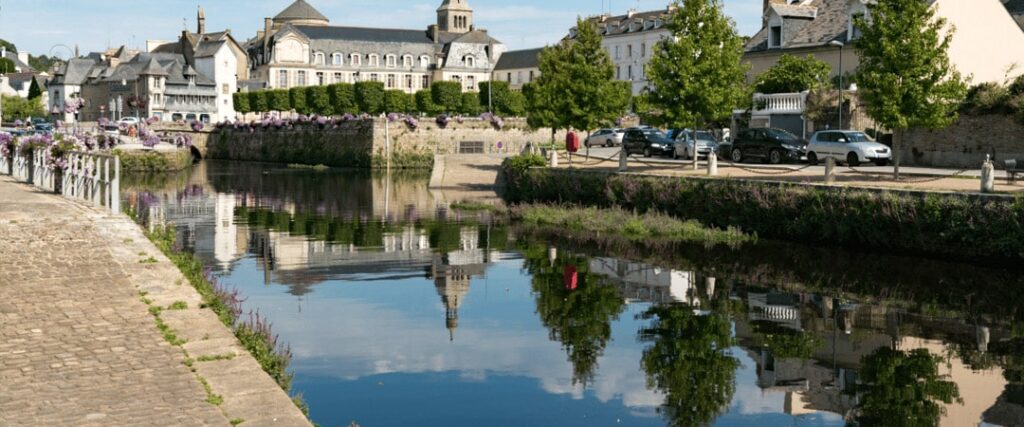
[847, 152, 861, 167]
[807, 152, 819, 165]
[606, 140, 613, 148]
[769, 149, 783, 165]
[644, 148, 652, 158]
[874, 160, 889, 167]
[731, 148, 743, 163]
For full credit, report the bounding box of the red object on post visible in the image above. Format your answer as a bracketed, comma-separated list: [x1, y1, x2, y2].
[566, 131, 580, 153]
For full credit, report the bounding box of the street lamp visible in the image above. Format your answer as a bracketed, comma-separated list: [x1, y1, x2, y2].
[829, 40, 845, 130]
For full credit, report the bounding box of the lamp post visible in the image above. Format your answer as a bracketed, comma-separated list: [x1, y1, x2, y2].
[829, 40, 845, 130]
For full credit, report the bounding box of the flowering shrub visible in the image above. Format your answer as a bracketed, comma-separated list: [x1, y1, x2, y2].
[403, 116, 419, 130]
[189, 120, 204, 131]
[0, 132, 14, 158]
[146, 117, 160, 126]
[386, 112, 400, 122]
[436, 114, 451, 129]
[480, 112, 504, 130]
[139, 127, 161, 148]
[63, 98, 85, 114]
[13, 119, 23, 128]
[173, 134, 193, 148]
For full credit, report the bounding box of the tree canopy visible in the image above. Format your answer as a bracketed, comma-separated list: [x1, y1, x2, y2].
[27, 77, 43, 100]
[1, 95, 45, 120]
[642, 0, 749, 129]
[854, 0, 968, 178]
[755, 54, 832, 94]
[525, 18, 630, 132]
[0, 58, 14, 74]
[855, 347, 961, 426]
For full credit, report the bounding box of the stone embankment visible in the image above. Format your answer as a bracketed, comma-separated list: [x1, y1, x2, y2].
[0, 177, 310, 426]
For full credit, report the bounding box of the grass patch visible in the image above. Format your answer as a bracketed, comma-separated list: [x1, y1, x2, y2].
[511, 204, 755, 248]
[154, 316, 186, 346]
[450, 201, 499, 212]
[287, 163, 330, 171]
[167, 301, 188, 310]
[197, 375, 224, 406]
[138, 256, 158, 264]
[230, 419, 245, 426]
[197, 353, 237, 362]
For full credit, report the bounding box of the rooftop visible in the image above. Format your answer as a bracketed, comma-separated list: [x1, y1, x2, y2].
[494, 48, 543, 71]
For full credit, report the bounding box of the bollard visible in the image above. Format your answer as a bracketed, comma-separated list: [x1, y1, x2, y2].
[824, 157, 836, 184]
[981, 155, 995, 193]
[707, 153, 718, 176]
[619, 149, 628, 172]
[549, 149, 559, 167]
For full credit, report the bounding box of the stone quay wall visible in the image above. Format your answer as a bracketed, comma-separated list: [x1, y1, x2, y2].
[903, 114, 1024, 168]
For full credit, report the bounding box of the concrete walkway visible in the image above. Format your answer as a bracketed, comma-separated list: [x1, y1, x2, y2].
[0, 177, 310, 426]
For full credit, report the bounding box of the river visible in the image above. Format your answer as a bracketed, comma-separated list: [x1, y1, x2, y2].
[122, 160, 1024, 427]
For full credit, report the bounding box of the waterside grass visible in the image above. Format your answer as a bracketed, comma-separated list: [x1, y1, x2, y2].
[510, 204, 755, 248]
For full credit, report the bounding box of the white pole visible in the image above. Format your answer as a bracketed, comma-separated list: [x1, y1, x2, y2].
[384, 116, 391, 173]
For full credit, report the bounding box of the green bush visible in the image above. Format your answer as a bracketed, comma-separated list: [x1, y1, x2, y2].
[502, 167, 1024, 260]
[27, 78, 42, 100]
[501, 153, 547, 175]
[355, 81, 385, 114]
[384, 90, 413, 113]
[755, 54, 832, 94]
[268, 89, 291, 112]
[249, 91, 269, 113]
[0, 58, 14, 74]
[459, 92, 482, 115]
[305, 86, 331, 116]
[289, 87, 308, 114]
[233, 92, 250, 114]
[0, 95, 44, 120]
[478, 81, 527, 116]
[415, 90, 438, 115]
[962, 82, 1012, 114]
[1008, 74, 1024, 97]
[328, 83, 355, 115]
[431, 81, 462, 113]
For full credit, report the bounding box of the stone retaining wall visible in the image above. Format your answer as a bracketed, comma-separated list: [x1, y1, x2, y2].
[903, 114, 1024, 168]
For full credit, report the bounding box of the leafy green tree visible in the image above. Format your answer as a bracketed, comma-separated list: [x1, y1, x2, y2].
[328, 83, 355, 115]
[643, 0, 749, 129]
[755, 54, 832, 94]
[233, 92, 250, 114]
[27, 77, 42, 100]
[528, 18, 629, 133]
[459, 92, 481, 115]
[384, 90, 413, 113]
[289, 87, 308, 114]
[415, 90, 438, 115]
[269, 89, 291, 112]
[306, 86, 331, 116]
[249, 91, 269, 114]
[354, 81, 385, 114]
[28, 55, 62, 73]
[1, 95, 45, 120]
[0, 58, 14, 74]
[639, 303, 739, 427]
[478, 81, 526, 116]
[854, 0, 968, 179]
[506, 90, 527, 117]
[0, 39, 15, 53]
[523, 81, 560, 142]
[855, 347, 962, 426]
[431, 81, 462, 113]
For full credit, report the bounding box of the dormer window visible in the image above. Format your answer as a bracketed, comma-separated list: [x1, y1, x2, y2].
[314, 52, 325, 65]
[369, 54, 380, 67]
[465, 56, 475, 68]
[385, 54, 396, 68]
[420, 55, 431, 68]
[350, 53, 361, 66]
[769, 25, 782, 48]
[403, 55, 413, 68]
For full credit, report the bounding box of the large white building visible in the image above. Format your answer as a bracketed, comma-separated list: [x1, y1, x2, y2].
[570, 7, 676, 96]
[245, 0, 505, 94]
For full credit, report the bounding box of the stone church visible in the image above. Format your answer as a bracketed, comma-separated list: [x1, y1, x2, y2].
[245, 0, 505, 94]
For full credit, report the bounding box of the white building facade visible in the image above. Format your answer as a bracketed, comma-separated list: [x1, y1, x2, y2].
[571, 7, 675, 96]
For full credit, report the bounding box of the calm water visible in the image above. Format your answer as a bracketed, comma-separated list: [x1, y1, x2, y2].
[125, 161, 1024, 427]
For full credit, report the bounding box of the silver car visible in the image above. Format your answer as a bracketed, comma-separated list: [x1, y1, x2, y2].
[585, 128, 625, 148]
[807, 130, 891, 167]
[673, 130, 719, 160]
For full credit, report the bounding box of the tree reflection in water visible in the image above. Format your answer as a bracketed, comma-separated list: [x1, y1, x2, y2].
[522, 245, 627, 386]
[855, 347, 961, 426]
[638, 304, 739, 427]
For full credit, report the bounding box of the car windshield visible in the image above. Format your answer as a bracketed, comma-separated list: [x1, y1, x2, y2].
[844, 132, 875, 143]
[766, 129, 800, 142]
[695, 132, 716, 142]
[32, 118, 46, 124]
[644, 130, 669, 140]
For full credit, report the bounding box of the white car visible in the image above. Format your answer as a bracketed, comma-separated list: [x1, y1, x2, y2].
[118, 117, 141, 126]
[807, 130, 892, 167]
[673, 130, 720, 160]
[585, 128, 625, 148]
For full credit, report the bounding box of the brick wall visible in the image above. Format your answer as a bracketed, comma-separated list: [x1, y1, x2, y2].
[903, 114, 1024, 168]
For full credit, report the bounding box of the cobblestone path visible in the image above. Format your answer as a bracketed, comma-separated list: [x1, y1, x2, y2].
[0, 178, 230, 426]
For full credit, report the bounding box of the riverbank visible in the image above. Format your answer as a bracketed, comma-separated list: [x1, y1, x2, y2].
[502, 163, 1024, 260]
[0, 176, 311, 426]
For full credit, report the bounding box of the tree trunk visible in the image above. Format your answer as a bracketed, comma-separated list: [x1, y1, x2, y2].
[893, 128, 903, 181]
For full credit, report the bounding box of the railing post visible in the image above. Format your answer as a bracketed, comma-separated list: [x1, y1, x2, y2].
[110, 155, 120, 214]
[825, 157, 836, 184]
[707, 152, 718, 176]
[619, 148, 628, 172]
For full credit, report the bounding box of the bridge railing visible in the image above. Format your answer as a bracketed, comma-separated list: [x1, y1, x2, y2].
[2, 147, 121, 214]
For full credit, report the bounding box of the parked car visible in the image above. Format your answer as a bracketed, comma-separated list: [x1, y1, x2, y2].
[584, 128, 625, 148]
[118, 117, 140, 126]
[806, 130, 891, 167]
[31, 118, 52, 132]
[102, 125, 121, 137]
[623, 127, 676, 158]
[724, 128, 806, 164]
[673, 130, 719, 160]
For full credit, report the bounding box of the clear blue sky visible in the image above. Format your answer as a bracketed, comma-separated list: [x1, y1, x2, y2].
[0, 0, 765, 57]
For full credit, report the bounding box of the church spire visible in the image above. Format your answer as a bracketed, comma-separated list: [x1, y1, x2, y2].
[197, 6, 206, 34]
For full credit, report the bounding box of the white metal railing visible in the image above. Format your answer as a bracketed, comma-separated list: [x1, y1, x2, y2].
[2, 147, 120, 214]
[753, 92, 808, 115]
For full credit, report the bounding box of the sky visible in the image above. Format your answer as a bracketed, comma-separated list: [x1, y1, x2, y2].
[0, 0, 765, 57]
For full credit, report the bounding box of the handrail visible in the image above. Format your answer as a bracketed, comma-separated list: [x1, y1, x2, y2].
[1, 147, 121, 214]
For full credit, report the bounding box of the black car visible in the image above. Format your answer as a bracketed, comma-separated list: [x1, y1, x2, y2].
[31, 118, 53, 132]
[623, 128, 676, 158]
[724, 128, 806, 164]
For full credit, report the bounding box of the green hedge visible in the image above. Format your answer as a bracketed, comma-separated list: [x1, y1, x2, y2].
[289, 87, 308, 114]
[306, 85, 331, 115]
[329, 83, 355, 114]
[233, 92, 250, 113]
[502, 166, 1024, 260]
[432, 81, 462, 113]
[355, 81, 385, 114]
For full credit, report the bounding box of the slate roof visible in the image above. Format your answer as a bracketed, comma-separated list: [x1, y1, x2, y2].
[494, 48, 542, 70]
[771, 3, 818, 18]
[275, 0, 329, 23]
[139, 57, 169, 76]
[194, 40, 227, 58]
[450, 30, 500, 45]
[746, 0, 849, 53]
[576, 9, 672, 39]
[1007, 0, 1024, 30]
[295, 25, 434, 44]
[2, 51, 33, 72]
[438, 0, 472, 12]
[51, 58, 97, 85]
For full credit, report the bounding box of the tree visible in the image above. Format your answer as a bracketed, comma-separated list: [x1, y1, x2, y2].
[233, 92, 251, 114]
[249, 91, 269, 114]
[354, 81, 385, 114]
[642, 0, 749, 129]
[506, 91, 527, 117]
[459, 92, 481, 115]
[306, 86, 331, 116]
[431, 81, 462, 113]
[383, 90, 413, 113]
[289, 87, 308, 114]
[854, 0, 968, 179]
[855, 347, 961, 426]
[523, 81, 559, 138]
[478, 81, 526, 116]
[755, 54, 832, 94]
[269, 89, 291, 112]
[1, 95, 45, 120]
[527, 18, 630, 133]
[27, 77, 42, 100]
[0, 58, 14, 74]
[415, 90, 438, 115]
[328, 83, 355, 115]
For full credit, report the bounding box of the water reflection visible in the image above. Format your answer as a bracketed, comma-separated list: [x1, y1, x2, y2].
[122, 161, 1024, 427]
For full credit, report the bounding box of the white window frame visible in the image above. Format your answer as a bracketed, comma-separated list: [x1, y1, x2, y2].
[420, 55, 431, 68]
[403, 55, 414, 68]
[332, 53, 343, 66]
[278, 70, 288, 88]
[350, 53, 362, 66]
[465, 55, 475, 68]
[314, 52, 325, 65]
[368, 54, 380, 67]
[385, 54, 396, 68]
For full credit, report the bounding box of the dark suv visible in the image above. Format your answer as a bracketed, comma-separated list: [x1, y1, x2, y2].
[725, 128, 806, 164]
[623, 128, 676, 158]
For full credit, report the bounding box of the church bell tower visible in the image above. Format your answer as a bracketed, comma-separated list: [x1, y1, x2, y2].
[437, 0, 474, 33]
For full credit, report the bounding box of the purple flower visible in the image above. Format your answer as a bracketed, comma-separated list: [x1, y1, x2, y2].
[341, 113, 356, 121]
[403, 116, 419, 130]
[436, 115, 451, 129]
[173, 134, 193, 148]
[146, 117, 160, 126]
[190, 120, 204, 131]
[387, 112, 401, 122]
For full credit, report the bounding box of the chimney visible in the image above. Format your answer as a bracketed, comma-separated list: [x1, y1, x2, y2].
[198, 6, 207, 34]
[17, 52, 29, 68]
[627, 9, 636, 18]
[429, 24, 439, 43]
[264, 18, 273, 42]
